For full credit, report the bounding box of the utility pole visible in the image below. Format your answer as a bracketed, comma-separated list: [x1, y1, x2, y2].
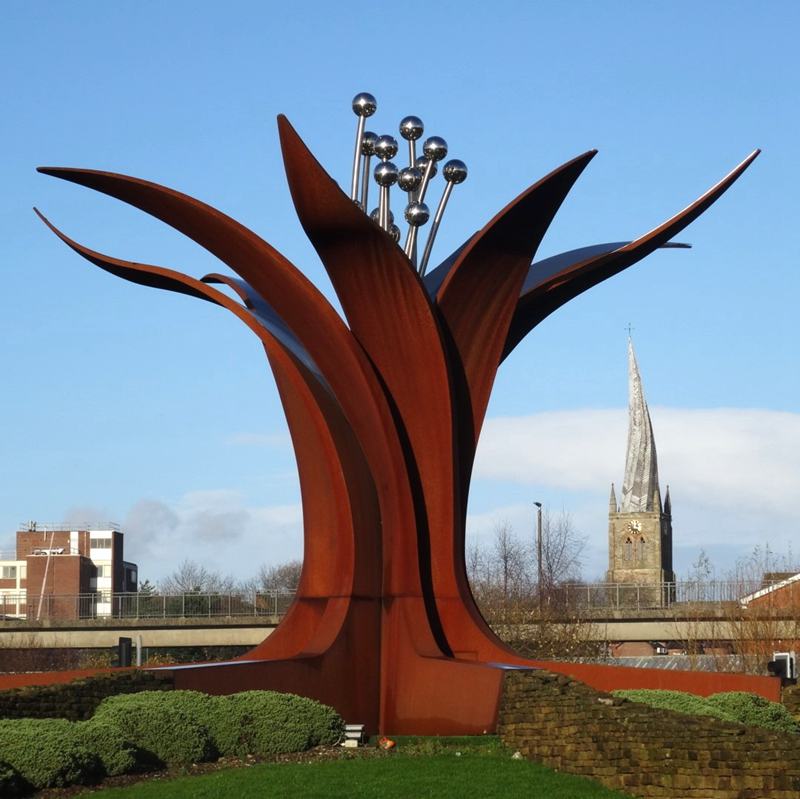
[534, 502, 543, 612]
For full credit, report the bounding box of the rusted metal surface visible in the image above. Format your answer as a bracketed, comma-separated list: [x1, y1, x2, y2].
[36, 125, 762, 733]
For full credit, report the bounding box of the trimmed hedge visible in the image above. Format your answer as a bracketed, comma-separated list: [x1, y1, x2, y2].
[92, 691, 217, 767]
[0, 718, 101, 789]
[211, 691, 344, 757]
[75, 720, 141, 776]
[613, 688, 800, 734]
[0, 688, 345, 793]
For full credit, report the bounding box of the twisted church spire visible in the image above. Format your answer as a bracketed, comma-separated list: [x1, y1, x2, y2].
[620, 337, 661, 513]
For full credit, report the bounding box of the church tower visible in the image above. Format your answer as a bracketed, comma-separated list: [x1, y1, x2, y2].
[607, 338, 674, 594]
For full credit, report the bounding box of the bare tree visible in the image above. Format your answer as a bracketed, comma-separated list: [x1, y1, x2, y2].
[538, 509, 586, 596]
[256, 559, 303, 592]
[491, 521, 531, 601]
[158, 560, 236, 594]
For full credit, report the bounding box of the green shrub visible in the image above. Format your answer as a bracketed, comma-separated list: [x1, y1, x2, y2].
[0, 718, 101, 788]
[92, 691, 216, 766]
[0, 761, 25, 798]
[613, 689, 728, 720]
[614, 688, 800, 734]
[209, 691, 344, 757]
[707, 691, 800, 734]
[75, 720, 142, 776]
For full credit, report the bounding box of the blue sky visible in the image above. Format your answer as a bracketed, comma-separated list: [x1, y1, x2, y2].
[1, 1, 797, 583]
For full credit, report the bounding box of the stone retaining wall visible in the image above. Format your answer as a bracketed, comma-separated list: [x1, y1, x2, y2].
[499, 670, 800, 799]
[0, 670, 174, 720]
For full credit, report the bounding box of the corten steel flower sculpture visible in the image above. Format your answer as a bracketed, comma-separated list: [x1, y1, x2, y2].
[36, 93, 758, 734]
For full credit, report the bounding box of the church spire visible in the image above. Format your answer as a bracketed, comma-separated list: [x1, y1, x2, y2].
[609, 483, 618, 513]
[620, 337, 661, 513]
[664, 484, 672, 517]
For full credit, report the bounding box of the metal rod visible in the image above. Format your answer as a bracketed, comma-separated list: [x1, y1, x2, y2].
[379, 186, 389, 230]
[417, 159, 435, 204]
[418, 181, 453, 276]
[404, 225, 420, 263]
[350, 115, 366, 202]
[360, 153, 371, 210]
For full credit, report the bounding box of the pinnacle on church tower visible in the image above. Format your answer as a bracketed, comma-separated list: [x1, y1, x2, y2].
[620, 337, 661, 513]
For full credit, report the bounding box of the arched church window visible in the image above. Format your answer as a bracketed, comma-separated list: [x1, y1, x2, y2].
[624, 537, 632, 561]
[639, 536, 646, 562]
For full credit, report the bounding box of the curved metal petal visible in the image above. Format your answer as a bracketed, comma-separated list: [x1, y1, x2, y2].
[202, 272, 326, 386]
[278, 114, 455, 656]
[523, 241, 690, 294]
[35, 168, 423, 608]
[33, 210, 381, 665]
[436, 150, 597, 444]
[504, 149, 760, 359]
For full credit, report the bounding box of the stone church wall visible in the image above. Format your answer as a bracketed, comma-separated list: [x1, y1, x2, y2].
[499, 669, 800, 798]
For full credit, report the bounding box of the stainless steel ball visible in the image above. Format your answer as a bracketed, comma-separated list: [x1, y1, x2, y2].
[422, 136, 448, 162]
[397, 166, 423, 192]
[361, 131, 378, 156]
[399, 116, 424, 141]
[416, 155, 438, 179]
[352, 92, 377, 117]
[374, 134, 399, 161]
[389, 224, 401, 242]
[442, 159, 468, 184]
[404, 201, 430, 227]
[374, 161, 399, 187]
[370, 208, 394, 225]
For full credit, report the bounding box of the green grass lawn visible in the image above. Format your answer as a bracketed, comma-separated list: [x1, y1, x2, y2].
[76, 737, 631, 798]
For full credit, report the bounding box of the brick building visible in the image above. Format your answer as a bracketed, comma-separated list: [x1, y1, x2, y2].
[0, 522, 137, 620]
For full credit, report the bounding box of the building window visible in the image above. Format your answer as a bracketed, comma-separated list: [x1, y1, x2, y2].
[638, 536, 646, 563]
[90, 538, 113, 550]
[95, 564, 111, 578]
[624, 537, 632, 561]
[1, 566, 17, 580]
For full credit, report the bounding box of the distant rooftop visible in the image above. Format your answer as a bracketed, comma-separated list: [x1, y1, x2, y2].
[17, 521, 121, 533]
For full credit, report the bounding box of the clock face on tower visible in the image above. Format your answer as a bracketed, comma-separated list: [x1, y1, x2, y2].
[626, 521, 641, 534]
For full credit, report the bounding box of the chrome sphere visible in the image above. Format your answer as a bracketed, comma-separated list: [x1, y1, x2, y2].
[374, 161, 399, 187]
[389, 224, 401, 242]
[404, 201, 430, 227]
[416, 155, 437, 179]
[374, 134, 399, 161]
[352, 92, 377, 117]
[422, 136, 448, 162]
[370, 208, 395, 225]
[399, 115, 424, 141]
[397, 166, 423, 192]
[442, 159, 468, 184]
[361, 131, 378, 156]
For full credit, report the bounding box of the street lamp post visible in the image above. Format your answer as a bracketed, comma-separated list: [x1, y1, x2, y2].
[534, 502, 543, 612]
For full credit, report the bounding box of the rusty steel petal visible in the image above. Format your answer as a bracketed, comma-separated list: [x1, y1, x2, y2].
[521, 241, 690, 295]
[278, 115, 456, 655]
[504, 150, 760, 359]
[36, 165, 424, 616]
[33, 210, 381, 669]
[437, 150, 597, 445]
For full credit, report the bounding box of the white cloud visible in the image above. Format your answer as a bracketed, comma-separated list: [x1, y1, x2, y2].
[121, 491, 303, 584]
[471, 407, 800, 576]
[475, 407, 800, 516]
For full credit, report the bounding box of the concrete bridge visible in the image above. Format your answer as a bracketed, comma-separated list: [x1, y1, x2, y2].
[1, 608, 796, 650]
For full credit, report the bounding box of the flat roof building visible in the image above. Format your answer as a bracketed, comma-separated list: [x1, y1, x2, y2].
[0, 522, 137, 620]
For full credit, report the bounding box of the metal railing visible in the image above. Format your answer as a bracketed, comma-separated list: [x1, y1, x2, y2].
[543, 579, 798, 612]
[0, 590, 297, 621]
[1, 579, 795, 621]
